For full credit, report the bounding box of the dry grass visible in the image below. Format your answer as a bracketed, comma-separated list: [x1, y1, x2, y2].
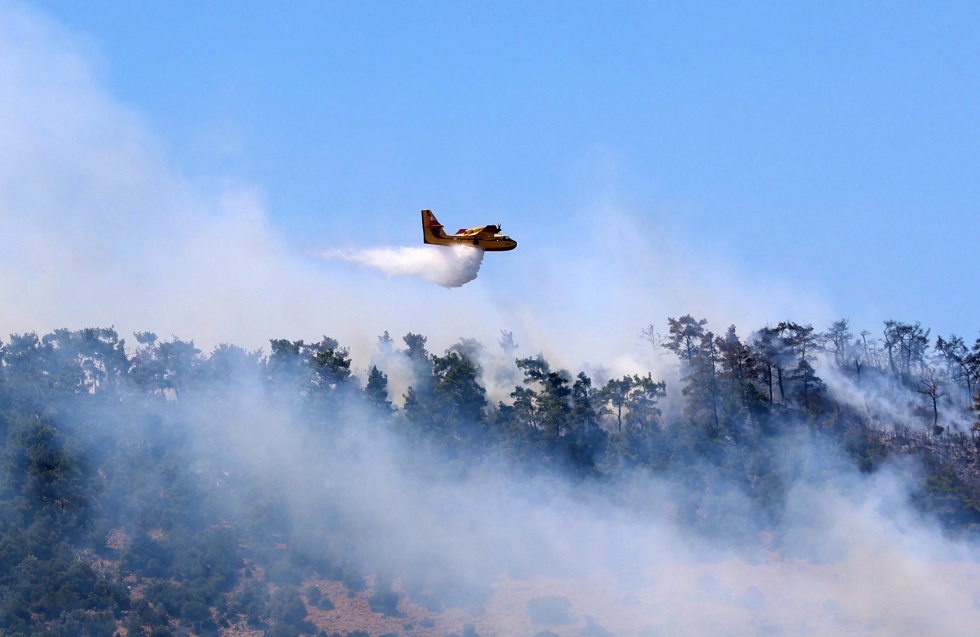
[242, 558, 980, 637]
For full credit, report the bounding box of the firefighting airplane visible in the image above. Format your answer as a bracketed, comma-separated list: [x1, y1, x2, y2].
[421, 209, 517, 251]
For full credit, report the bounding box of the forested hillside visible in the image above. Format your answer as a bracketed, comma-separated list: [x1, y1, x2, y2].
[2, 317, 980, 637]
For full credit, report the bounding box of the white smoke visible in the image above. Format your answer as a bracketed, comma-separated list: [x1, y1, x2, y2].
[322, 244, 485, 288]
[6, 6, 980, 636]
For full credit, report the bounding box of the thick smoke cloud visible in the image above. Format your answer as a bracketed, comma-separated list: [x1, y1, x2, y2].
[4, 6, 980, 636]
[321, 244, 485, 288]
[164, 367, 980, 637]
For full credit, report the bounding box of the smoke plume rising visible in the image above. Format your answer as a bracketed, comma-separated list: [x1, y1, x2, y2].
[3, 6, 980, 637]
[121, 363, 980, 637]
[322, 244, 485, 288]
[0, 0, 835, 374]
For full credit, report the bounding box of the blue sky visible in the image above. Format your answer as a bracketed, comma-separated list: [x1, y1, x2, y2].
[3, 1, 979, 370]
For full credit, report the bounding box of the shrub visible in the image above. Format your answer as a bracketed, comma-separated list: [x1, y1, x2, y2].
[527, 596, 573, 626]
[269, 585, 307, 626]
[368, 589, 401, 617]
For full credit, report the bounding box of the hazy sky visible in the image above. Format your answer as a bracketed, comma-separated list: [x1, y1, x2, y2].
[4, 1, 979, 368]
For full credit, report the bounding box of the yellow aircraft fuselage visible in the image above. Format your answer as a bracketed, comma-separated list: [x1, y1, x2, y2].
[421, 210, 517, 251]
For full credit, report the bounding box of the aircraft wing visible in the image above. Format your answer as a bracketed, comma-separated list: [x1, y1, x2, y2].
[457, 225, 500, 237]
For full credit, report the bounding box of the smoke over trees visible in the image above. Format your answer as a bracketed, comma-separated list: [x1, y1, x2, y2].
[2, 315, 980, 635]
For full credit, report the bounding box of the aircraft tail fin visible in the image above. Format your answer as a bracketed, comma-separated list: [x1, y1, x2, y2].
[421, 209, 445, 244]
